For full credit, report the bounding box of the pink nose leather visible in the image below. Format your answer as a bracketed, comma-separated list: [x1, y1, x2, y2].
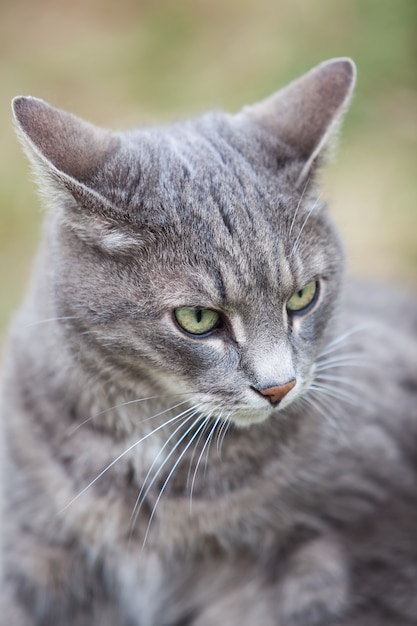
[258, 380, 296, 405]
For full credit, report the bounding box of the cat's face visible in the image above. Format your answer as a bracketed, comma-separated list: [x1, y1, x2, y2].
[13, 58, 354, 427]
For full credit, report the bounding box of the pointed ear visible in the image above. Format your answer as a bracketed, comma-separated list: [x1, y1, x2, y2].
[12, 96, 120, 186]
[243, 58, 356, 184]
[12, 97, 139, 253]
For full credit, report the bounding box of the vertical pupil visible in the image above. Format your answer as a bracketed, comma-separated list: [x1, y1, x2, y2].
[196, 309, 203, 323]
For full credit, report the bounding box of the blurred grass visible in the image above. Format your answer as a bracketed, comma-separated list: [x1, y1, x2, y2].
[0, 0, 416, 340]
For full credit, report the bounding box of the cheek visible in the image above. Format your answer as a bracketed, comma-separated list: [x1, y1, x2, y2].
[289, 300, 337, 367]
[146, 333, 241, 389]
[292, 313, 327, 344]
[178, 340, 241, 382]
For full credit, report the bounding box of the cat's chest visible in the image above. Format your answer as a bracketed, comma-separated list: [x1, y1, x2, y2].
[135, 451, 303, 554]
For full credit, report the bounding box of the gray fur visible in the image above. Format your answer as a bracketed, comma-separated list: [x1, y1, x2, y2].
[1, 58, 417, 625]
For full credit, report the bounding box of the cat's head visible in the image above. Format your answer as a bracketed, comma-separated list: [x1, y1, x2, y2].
[13, 58, 355, 427]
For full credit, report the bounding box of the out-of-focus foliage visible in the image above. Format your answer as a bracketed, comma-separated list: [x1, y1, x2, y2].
[0, 0, 416, 337]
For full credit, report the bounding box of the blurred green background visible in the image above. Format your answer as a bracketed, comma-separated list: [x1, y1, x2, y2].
[1, 0, 416, 341]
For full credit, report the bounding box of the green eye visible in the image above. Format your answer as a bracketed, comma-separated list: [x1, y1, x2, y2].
[286, 281, 318, 313]
[174, 307, 221, 335]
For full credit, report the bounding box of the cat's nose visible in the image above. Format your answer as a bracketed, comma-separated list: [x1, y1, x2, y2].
[255, 379, 296, 405]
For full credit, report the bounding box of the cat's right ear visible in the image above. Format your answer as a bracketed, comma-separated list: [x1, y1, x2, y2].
[12, 96, 117, 185]
[12, 97, 138, 253]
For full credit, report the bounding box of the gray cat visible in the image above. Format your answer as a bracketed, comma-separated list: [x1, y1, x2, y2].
[1, 58, 417, 625]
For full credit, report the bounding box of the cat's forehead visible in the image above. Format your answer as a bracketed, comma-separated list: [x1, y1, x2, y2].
[117, 112, 296, 217]
[110, 119, 288, 253]
[141, 208, 334, 314]
[50, 105, 340, 294]
[93, 113, 341, 305]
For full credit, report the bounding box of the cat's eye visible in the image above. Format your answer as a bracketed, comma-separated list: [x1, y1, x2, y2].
[174, 307, 221, 336]
[286, 281, 319, 314]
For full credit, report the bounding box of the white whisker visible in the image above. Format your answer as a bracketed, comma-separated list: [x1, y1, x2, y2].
[315, 373, 367, 389]
[298, 394, 349, 443]
[189, 416, 221, 512]
[186, 415, 213, 490]
[299, 393, 335, 427]
[316, 353, 372, 371]
[290, 196, 321, 258]
[60, 404, 201, 513]
[217, 412, 232, 457]
[319, 324, 375, 357]
[131, 413, 209, 531]
[68, 393, 198, 435]
[25, 316, 78, 327]
[203, 418, 220, 475]
[288, 174, 311, 239]
[142, 416, 210, 547]
[216, 416, 228, 456]
[309, 382, 361, 407]
[131, 407, 204, 525]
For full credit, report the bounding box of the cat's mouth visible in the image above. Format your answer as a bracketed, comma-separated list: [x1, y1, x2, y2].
[192, 379, 302, 428]
[226, 386, 300, 427]
[229, 407, 274, 427]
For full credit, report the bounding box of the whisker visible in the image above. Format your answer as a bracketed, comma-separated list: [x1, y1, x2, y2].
[288, 174, 311, 239]
[203, 420, 219, 475]
[217, 412, 232, 457]
[189, 416, 221, 512]
[315, 373, 368, 389]
[186, 415, 213, 490]
[309, 382, 362, 407]
[315, 355, 372, 371]
[60, 404, 202, 513]
[131, 412, 209, 532]
[130, 407, 204, 525]
[298, 394, 349, 443]
[299, 393, 338, 429]
[319, 324, 375, 357]
[215, 416, 228, 457]
[290, 196, 321, 258]
[142, 415, 210, 547]
[25, 316, 78, 327]
[68, 393, 199, 435]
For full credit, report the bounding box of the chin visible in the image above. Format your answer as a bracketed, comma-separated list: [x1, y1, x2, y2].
[229, 407, 273, 428]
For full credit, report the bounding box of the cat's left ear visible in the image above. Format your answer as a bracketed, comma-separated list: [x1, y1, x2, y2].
[243, 58, 356, 184]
